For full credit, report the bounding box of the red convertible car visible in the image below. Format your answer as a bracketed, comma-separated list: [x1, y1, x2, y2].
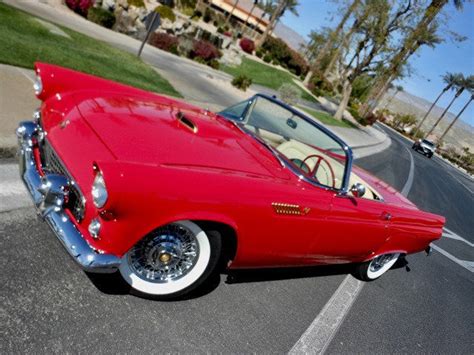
[17, 63, 444, 299]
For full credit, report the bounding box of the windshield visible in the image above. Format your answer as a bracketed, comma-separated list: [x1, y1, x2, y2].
[220, 95, 351, 191]
[422, 140, 435, 147]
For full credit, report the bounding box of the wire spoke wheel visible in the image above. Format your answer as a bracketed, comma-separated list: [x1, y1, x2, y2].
[119, 220, 217, 298]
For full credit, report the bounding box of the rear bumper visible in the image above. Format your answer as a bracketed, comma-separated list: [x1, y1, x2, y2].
[16, 121, 121, 273]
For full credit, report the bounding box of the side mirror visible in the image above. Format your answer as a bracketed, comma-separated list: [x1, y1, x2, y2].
[350, 183, 366, 198]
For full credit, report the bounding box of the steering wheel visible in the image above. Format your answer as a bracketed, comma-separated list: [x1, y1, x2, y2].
[302, 154, 336, 188]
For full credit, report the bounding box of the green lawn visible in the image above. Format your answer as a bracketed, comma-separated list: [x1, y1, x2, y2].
[298, 106, 357, 129]
[0, 3, 181, 97]
[222, 57, 318, 103]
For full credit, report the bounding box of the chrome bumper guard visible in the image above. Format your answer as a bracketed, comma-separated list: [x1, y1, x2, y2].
[16, 121, 120, 273]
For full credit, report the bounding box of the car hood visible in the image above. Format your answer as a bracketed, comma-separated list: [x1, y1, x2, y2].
[73, 92, 288, 179]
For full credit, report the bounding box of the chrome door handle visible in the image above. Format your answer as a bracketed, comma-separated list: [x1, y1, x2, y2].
[381, 212, 392, 221]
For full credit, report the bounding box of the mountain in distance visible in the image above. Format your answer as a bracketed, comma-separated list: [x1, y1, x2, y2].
[382, 89, 474, 151]
[273, 22, 306, 51]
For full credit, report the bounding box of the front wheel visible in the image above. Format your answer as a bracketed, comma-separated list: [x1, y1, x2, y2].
[354, 253, 400, 281]
[119, 220, 221, 299]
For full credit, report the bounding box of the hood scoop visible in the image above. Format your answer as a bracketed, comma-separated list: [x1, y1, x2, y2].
[177, 111, 197, 133]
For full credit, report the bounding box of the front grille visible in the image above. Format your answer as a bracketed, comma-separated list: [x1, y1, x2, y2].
[41, 140, 85, 221]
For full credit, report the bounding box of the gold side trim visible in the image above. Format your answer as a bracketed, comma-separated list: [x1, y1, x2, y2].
[272, 203, 310, 216]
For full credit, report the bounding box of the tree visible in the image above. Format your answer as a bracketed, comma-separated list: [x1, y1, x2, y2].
[426, 74, 467, 137]
[255, 0, 300, 48]
[437, 76, 474, 142]
[413, 72, 461, 136]
[334, 0, 413, 120]
[359, 0, 464, 117]
[225, 0, 240, 26]
[303, 0, 361, 85]
[243, 0, 259, 34]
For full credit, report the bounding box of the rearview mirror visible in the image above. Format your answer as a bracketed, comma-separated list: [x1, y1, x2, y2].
[350, 183, 366, 198]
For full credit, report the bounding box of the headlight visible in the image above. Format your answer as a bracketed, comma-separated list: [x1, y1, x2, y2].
[91, 171, 108, 208]
[33, 75, 43, 96]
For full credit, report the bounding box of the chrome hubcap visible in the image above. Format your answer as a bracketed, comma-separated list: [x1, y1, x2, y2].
[369, 254, 396, 272]
[128, 224, 199, 283]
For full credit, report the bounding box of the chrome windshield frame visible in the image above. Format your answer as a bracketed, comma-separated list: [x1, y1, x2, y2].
[220, 93, 354, 195]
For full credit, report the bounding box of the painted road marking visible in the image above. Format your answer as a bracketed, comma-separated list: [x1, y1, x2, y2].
[289, 128, 417, 354]
[443, 227, 474, 248]
[289, 275, 364, 354]
[431, 244, 474, 273]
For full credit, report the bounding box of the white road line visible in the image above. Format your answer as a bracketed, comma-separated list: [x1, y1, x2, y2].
[289, 125, 417, 354]
[431, 244, 474, 273]
[401, 143, 415, 197]
[289, 275, 364, 354]
[443, 228, 474, 248]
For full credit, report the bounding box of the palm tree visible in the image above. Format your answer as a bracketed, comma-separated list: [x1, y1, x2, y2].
[255, 0, 300, 48]
[426, 74, 467, 137]
[438, 76, 474, 142]
[413, 72, 460, 136]
[225, 0, 240, 26]
[359, 0, 463, 118]
[243, 0, 259, 34]
[303, 0, 361, 85]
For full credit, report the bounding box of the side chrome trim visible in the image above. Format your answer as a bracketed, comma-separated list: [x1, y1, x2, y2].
[16, 121, 120, 273]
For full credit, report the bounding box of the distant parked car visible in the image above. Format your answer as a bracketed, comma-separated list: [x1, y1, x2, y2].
[17, 63, 445, 300]
[412, 139, 435, 158]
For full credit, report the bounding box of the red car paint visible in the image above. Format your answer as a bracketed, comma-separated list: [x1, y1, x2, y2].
[34, 62, 445, 269]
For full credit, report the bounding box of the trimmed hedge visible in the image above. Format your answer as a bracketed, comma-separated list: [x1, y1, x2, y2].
[239, 38, 255, 54]
[87, 7, 115, 29]
[149, 32, 179, 54]
[155, 5, 176, 22]
[65, 0, 94, 17]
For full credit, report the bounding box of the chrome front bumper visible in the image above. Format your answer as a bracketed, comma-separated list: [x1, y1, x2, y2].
[16, 121, 121, 273]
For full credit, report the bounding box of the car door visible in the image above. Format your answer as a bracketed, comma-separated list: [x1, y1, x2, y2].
[313, 195, 390, 262]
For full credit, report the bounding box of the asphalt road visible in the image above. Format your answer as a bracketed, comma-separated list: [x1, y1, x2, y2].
[1, 123, 472, 353]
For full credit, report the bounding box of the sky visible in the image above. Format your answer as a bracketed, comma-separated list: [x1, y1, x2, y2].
[280, 0, 474, 127]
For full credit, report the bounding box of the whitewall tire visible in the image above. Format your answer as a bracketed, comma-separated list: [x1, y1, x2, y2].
[119, 220, 221, 299]
[355, 253, 400, 281]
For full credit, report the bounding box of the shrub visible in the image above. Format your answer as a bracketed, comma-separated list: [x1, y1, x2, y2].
[263, 54, 272, 63]
[192, 9, 202, 18]
[209, 59, 220, 70]
[128, 0, 145, 7]
[155, 5, 176, 22]
[239, 38, 255, 54]
[308, 73, 335, 98]
[217, 26, 224, 34]
[65, 0, 94, 17]
[262, 36, 308, 76]
[278, 83, 301, 105]
[87, 7, 115, 28]
[149, 32, 179, 54]
[232, 75, 253, 91]
[256, 49, 264, 58]
[194, 56, 207, 64]
[192, 40, 220, 61]
[204, 8, 212, 22]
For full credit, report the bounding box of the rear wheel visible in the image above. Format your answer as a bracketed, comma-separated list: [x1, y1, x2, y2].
[355, 253, 400, 281]
[119, 220, 221, 299]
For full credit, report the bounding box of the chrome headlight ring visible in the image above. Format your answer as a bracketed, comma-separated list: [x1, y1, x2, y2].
[91, 171, 108, 208]
[33, 75, 43, 96]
